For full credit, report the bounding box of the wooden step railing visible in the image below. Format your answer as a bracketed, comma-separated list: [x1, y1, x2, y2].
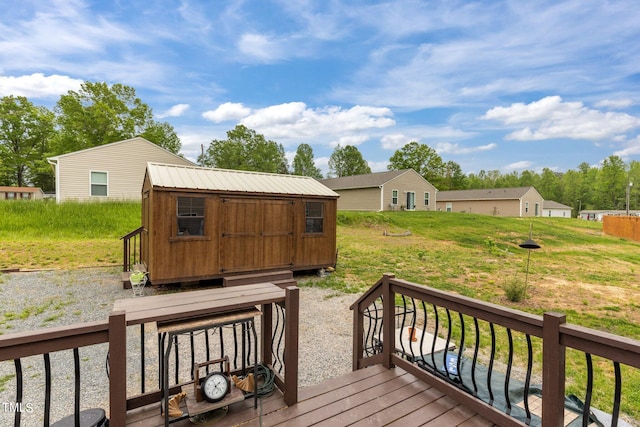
[121, 226, 144, 273]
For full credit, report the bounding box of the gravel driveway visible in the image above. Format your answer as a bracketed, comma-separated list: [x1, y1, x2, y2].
[0, 267, 354, 426]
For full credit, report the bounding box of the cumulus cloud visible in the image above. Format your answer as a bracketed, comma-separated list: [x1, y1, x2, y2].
[435, 142, 497, 155]
[504, 160, 532, 171]
[239, 102, 395, 141]
[202, 102, 252, 122]
[0, 73, 82, 98]
[381, 133, 411, 150]
[614, 136, 640, 158]
[329, 135, 369, 148]
[157, 103, 190, 118]
[483, 96, 640, 141]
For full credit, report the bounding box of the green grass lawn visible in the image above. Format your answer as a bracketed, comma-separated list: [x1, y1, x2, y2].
[1, 202, 639, 419]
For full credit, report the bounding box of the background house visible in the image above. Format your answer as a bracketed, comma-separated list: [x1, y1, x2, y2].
[320, 169, 437, 212]
[0, 186, 44, 200]
[542, 200, 572, 218]
[139, 163, 339, 284]
[47, 137, 195, 203]
[435, 187, 544, 217]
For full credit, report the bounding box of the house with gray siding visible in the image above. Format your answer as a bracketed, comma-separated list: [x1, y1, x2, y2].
[320, 169, 437, 211]
[435, 187, 544, 217]
[47, 137, 195, 202]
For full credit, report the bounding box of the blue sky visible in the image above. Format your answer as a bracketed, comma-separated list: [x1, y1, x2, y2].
[2, 0, 640, 177]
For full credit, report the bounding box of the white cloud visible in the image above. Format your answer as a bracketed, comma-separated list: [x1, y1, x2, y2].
[381, 133, 411, 150]
[0, 73, 82, 98]
[367, 160, 389, 172]
[239, 102, 395, 143]
[483, 96, 640, 141]
[237, 33, 286, 63]
[329, 135, 369, 148]
[503, 160, 532, 171]
[202, 102, 252, 122]
[596, 99, 634, 109]
[614, 136, 640, 158]
[435, 142, 497, 155]
[157, 103, 190, 118]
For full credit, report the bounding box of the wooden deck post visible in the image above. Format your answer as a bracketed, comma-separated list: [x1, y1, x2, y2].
[108, 310, 127, 426]
[352, 298, 363, 371]
[283, 286, 299, 406]
[382, 273, 395, 369]
[542, 312, 566, 427]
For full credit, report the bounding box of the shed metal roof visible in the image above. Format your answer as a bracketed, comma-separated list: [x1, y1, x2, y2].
[436, 187, 538, 201]
[147, 163, 339, 197]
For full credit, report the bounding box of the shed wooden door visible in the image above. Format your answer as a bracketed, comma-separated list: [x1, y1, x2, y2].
[220, 198, 259, 272]
[261, 200, 294, 269]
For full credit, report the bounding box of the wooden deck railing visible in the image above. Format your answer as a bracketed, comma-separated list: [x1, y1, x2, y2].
[0, 311, 127, 426]
[0, 285, 299, 426]
[120, 226, 144, 272]
[351, 273, 640, 427]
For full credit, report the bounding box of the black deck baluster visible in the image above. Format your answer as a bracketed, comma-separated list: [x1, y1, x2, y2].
[487, 323, 496, 406]
[232, 324, 239, 370]
[398, 296, 408, 357]
[363, 305, 373, 356]
[158, 332, 164, 391]
[419, 301, 428, 365]
[523, 334, 533, 425]
[44, 353, 51, 426]
[471, 318, 480, 397]
[74, 348, 81, 427]
[219, 326, 225, 370]
[504, 328, 514, 415]
[443, 308, 453, 380]
[273, 304, 285, 373]
[408, 298, 418, 361]
[14, 358, 22, 427]
[140, 324, 146, 393]
[245, 322, 253, 371]
[372, 299, 382, 354]
[612, 361, 622, 427]
[430, 304, 439, 372]
[582, 353, 593, 427]
[457, 313, 466, 389]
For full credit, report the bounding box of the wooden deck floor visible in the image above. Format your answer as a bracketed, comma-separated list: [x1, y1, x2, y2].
[126, 364, 496, 427]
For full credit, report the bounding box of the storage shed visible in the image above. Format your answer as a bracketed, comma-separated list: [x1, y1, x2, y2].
[140, 163, 339, 285]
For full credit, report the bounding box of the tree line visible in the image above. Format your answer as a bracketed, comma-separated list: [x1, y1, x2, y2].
[1, 81, 637, 213]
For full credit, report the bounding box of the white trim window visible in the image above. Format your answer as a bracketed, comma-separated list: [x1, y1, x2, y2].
[305, 201, 324, 233]
[446, 202, 452, 212]
[90, 171, 108, 197]
[424, 192, 430, 206]
[391, 189, 398, 206]
[525, 201, 529, 213]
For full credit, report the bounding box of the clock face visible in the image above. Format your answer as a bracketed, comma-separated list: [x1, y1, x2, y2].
[202, 373, 229, 403]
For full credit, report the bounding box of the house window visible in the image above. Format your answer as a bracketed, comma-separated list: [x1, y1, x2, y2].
[535, 203, 540, 216]
[90, 171, 108, 196]
[391, 190, 398, 206]
[177, 197, 205, 236]
[305, 201, 324, 233]
[424, 192, 430, 206]
[21, 192, 31, 199]
[525, 201, 529, 213]
[6, 192, 15, 199]
[446, 202, 452, 212]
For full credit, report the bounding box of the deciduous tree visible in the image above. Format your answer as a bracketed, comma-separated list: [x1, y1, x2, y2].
[0, 96, 54, 188]
[292, 143, 323, 179]
[388, 142, 444, 185]
[200, 125, 288, 173]
[328, 145, 371, 177]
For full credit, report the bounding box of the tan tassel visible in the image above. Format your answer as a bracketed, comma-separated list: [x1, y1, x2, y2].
[163, 391, 186, 418]
[231, 373, 255, 392]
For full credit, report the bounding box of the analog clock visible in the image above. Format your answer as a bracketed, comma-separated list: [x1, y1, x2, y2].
[201, 372, 230, 403]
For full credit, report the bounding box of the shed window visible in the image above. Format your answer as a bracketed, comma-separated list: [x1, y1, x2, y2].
[391, 190, 398, 205]
[177, 197, 205, 236]
[91, 171, 108, 196]
[305, 201, 324, 233]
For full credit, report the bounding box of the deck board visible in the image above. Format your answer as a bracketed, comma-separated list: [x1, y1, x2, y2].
[126, 364, 496, 427]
